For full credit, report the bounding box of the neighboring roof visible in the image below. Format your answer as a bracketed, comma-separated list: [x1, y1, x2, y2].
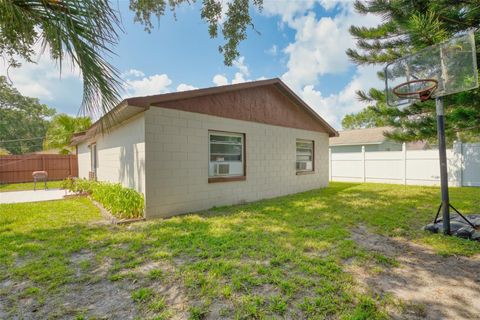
[71, 78, 337, 146]
[329, 127, 393, 146]
[329, 126, 431, 149]
[406, 140, 430, 150]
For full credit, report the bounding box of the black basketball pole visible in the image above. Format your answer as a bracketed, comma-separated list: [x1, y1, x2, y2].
[435, 97, 451, 235]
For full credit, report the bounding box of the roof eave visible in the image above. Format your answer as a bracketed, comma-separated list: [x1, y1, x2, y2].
[71, 78, 338, 144]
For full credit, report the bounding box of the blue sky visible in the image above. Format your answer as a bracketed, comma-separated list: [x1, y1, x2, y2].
[1, 0, 383, 128]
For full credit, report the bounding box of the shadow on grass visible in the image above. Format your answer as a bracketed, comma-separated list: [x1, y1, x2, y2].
[0, 182, 479, 319]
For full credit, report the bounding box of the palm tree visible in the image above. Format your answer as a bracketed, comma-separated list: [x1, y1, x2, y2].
[0, 147, 10, 155]
[1, 0, 262, 122]
[0, 0, 122, 119]
[44, 114, 91, 154]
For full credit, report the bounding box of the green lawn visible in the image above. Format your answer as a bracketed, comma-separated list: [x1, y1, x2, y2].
[0, 180, 63, 192]
[0, 182, 478, 319]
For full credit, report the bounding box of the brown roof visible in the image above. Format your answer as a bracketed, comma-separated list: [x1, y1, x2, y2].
[70, 131, 90, 146]
[71, 78, 337, 146]
[330, 127, 431, 149]
[329, 127, 393, 146]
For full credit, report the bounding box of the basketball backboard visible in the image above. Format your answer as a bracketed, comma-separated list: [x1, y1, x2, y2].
[385, 31, 478, 107]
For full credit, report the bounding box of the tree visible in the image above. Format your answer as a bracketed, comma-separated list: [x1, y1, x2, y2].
[342, 104, 390, 130]
[0, 0, 263, 119]
[346, 0, 480, 142]
[44, 114, 91, 154]
[0, 0, 122, 120]
[0, 76, 56, 154]
[130, 0, 264, 66]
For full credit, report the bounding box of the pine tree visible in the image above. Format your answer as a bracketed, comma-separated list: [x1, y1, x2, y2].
[346, 0, 480, 142]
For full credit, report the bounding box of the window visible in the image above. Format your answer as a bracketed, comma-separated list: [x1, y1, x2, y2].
[209, 131, 244, 179]
[296, 139, 314, 173]
[90, 143, 97, 179]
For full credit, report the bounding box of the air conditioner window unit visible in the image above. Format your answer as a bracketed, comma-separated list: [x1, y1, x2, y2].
[215, 163, 230, 175]
[296, 161, 307, 170]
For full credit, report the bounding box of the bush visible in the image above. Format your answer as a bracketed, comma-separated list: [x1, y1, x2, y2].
[63, 178, 144, 219]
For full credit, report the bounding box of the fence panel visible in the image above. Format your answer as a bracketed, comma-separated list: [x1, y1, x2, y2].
[330, 151, 364, 182]
[330, 142, 478, 187]
[462, 143, 480, 186]
[365, 151, 404, 184]
[0, 154, 78, 184]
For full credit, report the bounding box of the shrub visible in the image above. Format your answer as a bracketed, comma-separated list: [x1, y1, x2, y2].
[60, 176, 75, 191]
[63, 178, 144, 219]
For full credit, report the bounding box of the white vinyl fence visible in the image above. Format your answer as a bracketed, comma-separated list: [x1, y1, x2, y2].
[329, 142, 480, 187]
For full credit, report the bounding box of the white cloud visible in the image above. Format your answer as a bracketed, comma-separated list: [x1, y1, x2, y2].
[262, 1, 383, 128]
[212, 74, 229, 86]
[280, 5, 380, 90]
[300, 66, 382, 128]
[281, 12, 352, 89]
[124, 74, 172, 97]
[318, 0, 352, 10]
[121, 69, 145, 78]
[263, 0, 317, 24]
[231, 72, 247, 84]
[212, 56, 255, 86]
[176, 83, 198, 92]
[0, 51, 81, 102]
[232, 56, 249, 76]
[266, 44, 278, 56]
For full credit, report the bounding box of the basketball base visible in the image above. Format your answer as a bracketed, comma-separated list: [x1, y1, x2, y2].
[424, 214, 480, 241]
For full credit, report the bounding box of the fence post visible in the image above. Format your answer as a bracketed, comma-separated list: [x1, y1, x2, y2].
[453, 141, 463, 187]
[402, 142, 407, 185]
[361, 145, 366, 182]
[328, 148, 332, 181]
[68, 155, 72, 176]
[41, 155, 45, 171]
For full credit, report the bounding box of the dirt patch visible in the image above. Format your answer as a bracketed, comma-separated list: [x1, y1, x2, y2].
[0, 251, 194, 319]
[44, 279, 139, 319]
[349, 226, 480, 319]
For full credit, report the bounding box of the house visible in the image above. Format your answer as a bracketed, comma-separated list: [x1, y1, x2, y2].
[329, 127, 429, 153]
[71, 78, 337, 218]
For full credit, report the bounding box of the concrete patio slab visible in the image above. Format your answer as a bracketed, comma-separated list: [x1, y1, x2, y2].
[0, 189, 72, 204]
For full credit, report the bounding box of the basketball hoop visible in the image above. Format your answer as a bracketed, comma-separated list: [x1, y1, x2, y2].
[384, 31, 479, 237]
[392, 79, 438, 102]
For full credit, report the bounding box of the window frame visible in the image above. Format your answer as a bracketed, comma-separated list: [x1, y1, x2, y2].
[296, 139, 315, 175]
[90, 142, 98, 180]
[208, 130, 246, 183]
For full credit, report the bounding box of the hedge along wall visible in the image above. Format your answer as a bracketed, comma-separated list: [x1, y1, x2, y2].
[63, 178, 144, 219]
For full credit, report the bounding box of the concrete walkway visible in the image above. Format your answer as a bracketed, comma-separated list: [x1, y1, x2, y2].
[0, 189, 71, 204]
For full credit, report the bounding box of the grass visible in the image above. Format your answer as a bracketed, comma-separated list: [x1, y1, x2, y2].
[0, 180, 63, 192]
[0, 182, 478, 318]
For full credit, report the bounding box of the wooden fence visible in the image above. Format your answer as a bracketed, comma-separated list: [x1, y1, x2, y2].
[0, 154, 78, 184]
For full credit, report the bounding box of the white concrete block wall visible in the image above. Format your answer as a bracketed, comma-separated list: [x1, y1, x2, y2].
[77, 143, 91, 179]
[144, 107, 329, 218]
[76, 114, 146, 194]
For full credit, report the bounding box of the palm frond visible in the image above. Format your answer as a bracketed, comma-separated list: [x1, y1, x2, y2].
[1, 0, 124, 123]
